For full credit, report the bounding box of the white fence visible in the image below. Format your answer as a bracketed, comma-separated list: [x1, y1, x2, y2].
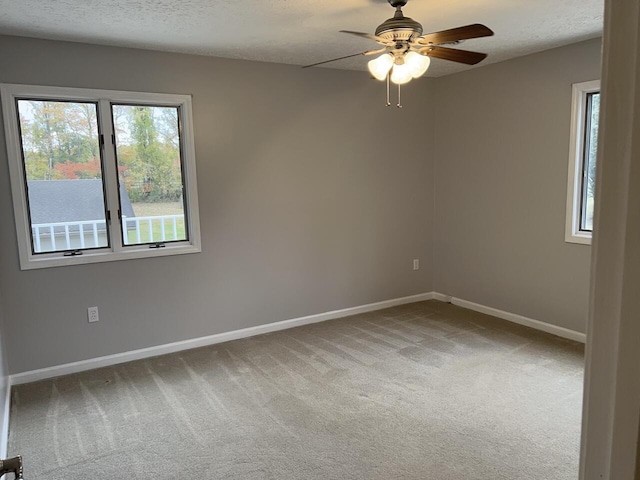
[121, 214, 183, 245]
[32, 219, 105, 252]
[31, 214, 185, 253]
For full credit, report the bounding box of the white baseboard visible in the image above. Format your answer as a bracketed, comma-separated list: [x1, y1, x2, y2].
[437, 294, 586, 343]
[0, 376, 11, 458]
[10, 291, 585, 386]
[431, 292, 452, 303]
[11, 291, 437, 385]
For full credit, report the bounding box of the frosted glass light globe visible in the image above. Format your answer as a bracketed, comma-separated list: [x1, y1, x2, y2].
[404, 51, 431, 78]
[390, 63, 413, 85]
[367, 54, 394, 81]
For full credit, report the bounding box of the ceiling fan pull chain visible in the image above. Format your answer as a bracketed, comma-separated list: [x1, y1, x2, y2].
[386, 73, 391, 107]
[397, 83, 403, 108]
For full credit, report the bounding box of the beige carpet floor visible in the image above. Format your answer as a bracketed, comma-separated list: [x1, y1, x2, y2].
[8, 300, 584, 479]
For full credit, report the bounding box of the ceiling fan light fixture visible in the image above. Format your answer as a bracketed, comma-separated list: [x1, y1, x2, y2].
[390, 62, 413, 85]
[303, 0, 494, 107]
[367, 53, 394, 81]
[404, 51, 431, 78]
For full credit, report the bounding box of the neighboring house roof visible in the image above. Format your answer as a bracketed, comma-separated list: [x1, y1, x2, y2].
[28, 179, 135, 230]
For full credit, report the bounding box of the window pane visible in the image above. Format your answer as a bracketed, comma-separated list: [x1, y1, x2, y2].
[580, 92, 600, 232]
[17, 100, 108, 254]
[112, 104, 188, 246]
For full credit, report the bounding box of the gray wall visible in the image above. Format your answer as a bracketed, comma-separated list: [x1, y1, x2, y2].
[0, 35, 602, 374]
[432, 39, 602, 333]
[0, 35, 436, 374]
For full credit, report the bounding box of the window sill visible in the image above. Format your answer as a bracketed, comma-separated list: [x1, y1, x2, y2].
[565, 231, 592, 245]
[18, 243, 201, 270]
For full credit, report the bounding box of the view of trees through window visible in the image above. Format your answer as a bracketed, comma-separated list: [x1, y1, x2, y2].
[112, 104, 188, 245]
[18, 100, 109, 253]
[16, 99, 188, 252]
[19, 100, 102, 182]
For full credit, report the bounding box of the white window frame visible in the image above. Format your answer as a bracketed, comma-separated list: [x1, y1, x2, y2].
[1, 83, 201, 270]
[565, 79, 600, 245]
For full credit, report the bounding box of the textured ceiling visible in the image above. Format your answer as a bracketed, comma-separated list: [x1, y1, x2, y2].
[0, 0, 604, 77]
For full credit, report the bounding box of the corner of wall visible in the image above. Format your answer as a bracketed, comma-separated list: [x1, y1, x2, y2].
[430, 75, 443, 295]
[425, 42, 600, 333]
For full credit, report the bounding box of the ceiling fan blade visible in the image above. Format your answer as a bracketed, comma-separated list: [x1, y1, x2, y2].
[417, 24, 494, 45]
[421, 46, 488, 65]
[340, 30, 385, 43]
[302, 49, 382, 69]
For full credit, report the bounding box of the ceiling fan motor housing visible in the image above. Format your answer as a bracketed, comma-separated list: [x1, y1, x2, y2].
[375, 14, 424, 42]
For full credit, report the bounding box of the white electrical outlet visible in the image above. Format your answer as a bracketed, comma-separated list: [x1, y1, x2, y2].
[413, 259, 420, 270]
[88, 306, 99, 323]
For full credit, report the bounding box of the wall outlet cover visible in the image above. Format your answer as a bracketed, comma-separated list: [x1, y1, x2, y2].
[88, 307, 99, 323]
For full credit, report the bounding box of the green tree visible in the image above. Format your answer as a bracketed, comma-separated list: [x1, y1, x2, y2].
[20, 101, 99, 180]
[123, 106, 182, 202]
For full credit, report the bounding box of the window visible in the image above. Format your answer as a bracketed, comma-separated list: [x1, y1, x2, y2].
[566, 80, 600, 245]
[1, 84, 201, 269]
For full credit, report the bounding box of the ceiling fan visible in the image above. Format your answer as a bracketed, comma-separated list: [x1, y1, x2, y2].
[304, 0, 494, 106]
